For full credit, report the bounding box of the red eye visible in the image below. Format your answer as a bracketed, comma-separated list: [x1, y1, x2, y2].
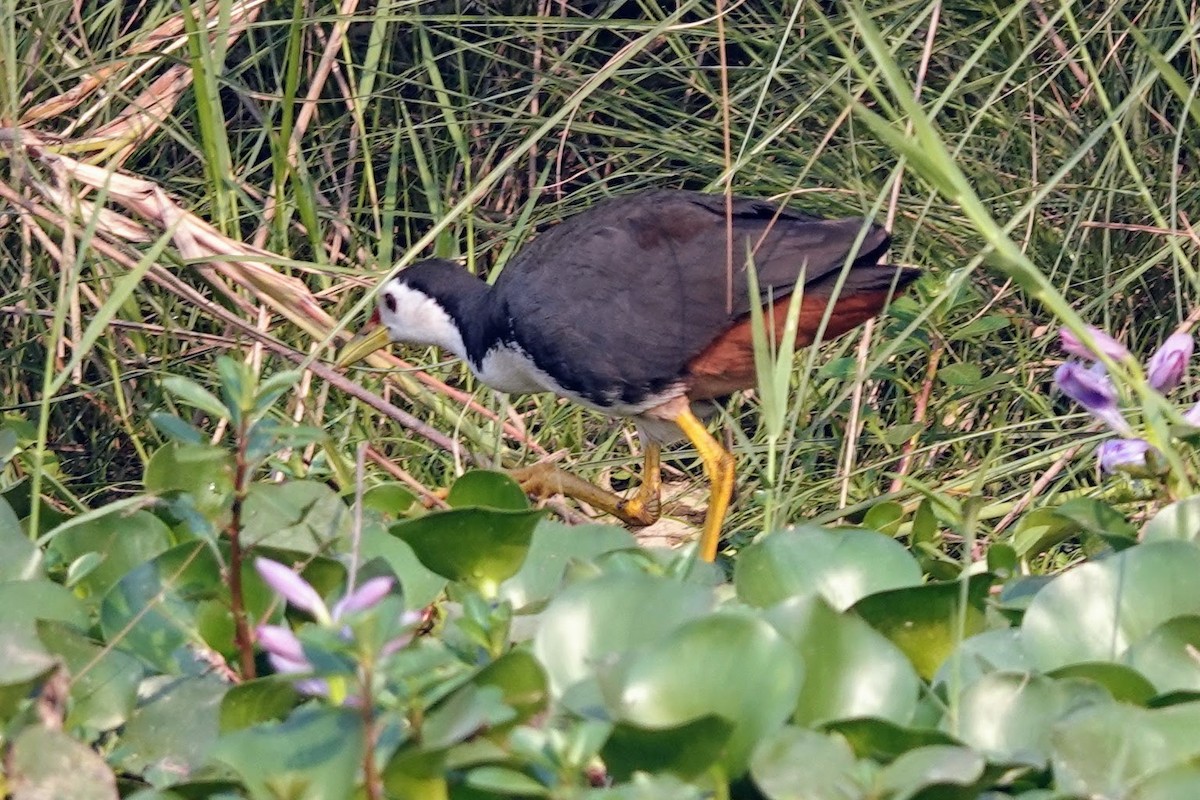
[368, 308, 381, 326]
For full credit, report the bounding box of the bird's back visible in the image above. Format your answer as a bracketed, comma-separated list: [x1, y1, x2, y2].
[494, 189, 908, 409]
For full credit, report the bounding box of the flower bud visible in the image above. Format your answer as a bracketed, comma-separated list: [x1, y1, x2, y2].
[255, 558, 330, 622]
[1096, 438, 1154, 475]
[1145, 332, 1193, 392]
[1060, 326, 1130, 362]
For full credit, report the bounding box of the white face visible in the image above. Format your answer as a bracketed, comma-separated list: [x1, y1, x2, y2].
[376, 279, 467, 359]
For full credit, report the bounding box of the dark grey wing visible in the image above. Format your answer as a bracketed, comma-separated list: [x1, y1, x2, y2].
[495, 190, 889, 407]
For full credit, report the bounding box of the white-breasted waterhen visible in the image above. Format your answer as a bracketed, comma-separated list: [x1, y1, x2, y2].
[338, 189, 920, 562]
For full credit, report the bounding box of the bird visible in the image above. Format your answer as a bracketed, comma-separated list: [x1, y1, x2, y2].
[338, 189, 920, 562]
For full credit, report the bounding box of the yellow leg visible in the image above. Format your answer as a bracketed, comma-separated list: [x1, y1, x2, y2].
[510, 442, 662, 527]
[673, 407, 735, 562]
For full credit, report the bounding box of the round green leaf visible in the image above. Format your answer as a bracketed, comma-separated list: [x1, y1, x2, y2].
[736, 526, 922, 610]
[951, 672, 1063, 768]
[824, 718, 961, 763]
[1143, 496, 1200, 544]
[533, 573, 713, 706]
[359, 521, 446, 608]
[602, 716, 733, 782]
[1022, 541, 1200, 670]
[1048, 662, 1157, 705]
[1052, 701, 1200, 797]
[362, 483, 418, 517]
[0, 580, 88, 691]
[853, 575, 992, 680]
[607, 613, 802, 777]
[144, 442, 234, 521]
[49, 509, 172, 607]
[877, 745, 985, 798]
[498, 520, 637, 610]
[391, 507, 545, 596]
[765, 594, 919, 726]
[938, 363, 983, 385]
[750, 726, 864, 800]
[1126, 616, 1200, 694]
[473, 649, 548, 726]
[1128, 764, 1200, 800]
[447, 470, 529, 511]
[933, 629, 1033, 693]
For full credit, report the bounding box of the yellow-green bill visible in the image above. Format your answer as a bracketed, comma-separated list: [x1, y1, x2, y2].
[336, 324, 392, 367]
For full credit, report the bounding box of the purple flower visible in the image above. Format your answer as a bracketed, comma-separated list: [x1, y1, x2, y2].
[1060, 326, 1130, 362]
[257, 624, 305, 663]
[332, 576, 395, 620]
[1054, 362, 1132, 434]
[1146, 333, 1193, 392]
[1184, 403, 1200, 427]
[1096, 438, 1155, 475]
[255, 558, 331, 623]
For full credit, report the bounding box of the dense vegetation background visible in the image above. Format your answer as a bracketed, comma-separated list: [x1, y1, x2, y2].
[3, 1, 1200, 798]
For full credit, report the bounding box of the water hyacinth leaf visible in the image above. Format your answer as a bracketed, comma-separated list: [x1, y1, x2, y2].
[48, 509, 173, 607]
[533, 573, 713, 705]
[119, 674, 227, 784]
[143, 442, 235, 522]
[853, 575, 992, 680]
[9, 725, 118, 800]
[445, 470, 529, 511]
[876, 745, 986, 799]
[950, 671, 1066, 768]
[749, 726, 863, 800]
[824, 718, 960, 763]
[933, 629, 1033, 693]
[472, 649, 549, 726]
[1127, 764, 1200, 800]
[361, 483, 418, 518]
[497, 520, 636, 610]
[391, 507, 544, 596]
[602, 716, 734, 782]
[1142, 496, 1200, 544]
[1011, 507, 1080, 559]
[605, 613, 802, 778]
[99, 541, 222, 672]
[36, 620, 144, 734]
[735, 525, 922, 610]
[765, 594, 919, 727]
[1051, 701, 1200, 797]
[422, 683, 516, 751]
[1047, 662, 1157, 705]
[862, 501, 904, 536]
[213, 707, 364, 800]
[1125, 616, 1200, 695]
[1021, 541, 1200, 670]
[359, 522, 446, 608]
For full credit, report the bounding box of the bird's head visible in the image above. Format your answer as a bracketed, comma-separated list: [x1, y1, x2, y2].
[336, 259, 477, 367]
